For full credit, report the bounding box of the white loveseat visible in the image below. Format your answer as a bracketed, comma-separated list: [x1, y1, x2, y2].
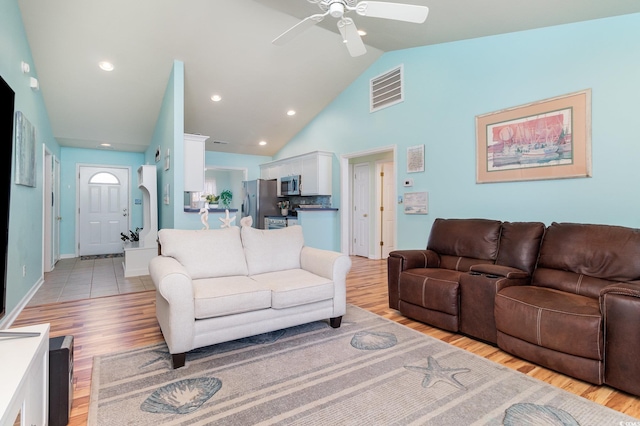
[149, 225, 352, 368]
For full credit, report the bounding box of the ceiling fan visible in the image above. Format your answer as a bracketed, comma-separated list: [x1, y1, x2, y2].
[272, 0, 429, 57]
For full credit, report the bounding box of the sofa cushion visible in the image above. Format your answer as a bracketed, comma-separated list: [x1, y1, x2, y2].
[158, 227, 248, 279]
[193, 276, 271, 319]
[427, 218, 502, 262]
[398, 268, 461, 316]
[241, 225, 305, 275]
[495, 221, 545, 275]
[250, 269, 334, 309]
[495, 285, 603, 361]
[537, 222, 640, 283]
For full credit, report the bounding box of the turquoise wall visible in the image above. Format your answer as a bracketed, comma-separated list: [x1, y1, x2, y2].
[0, 0, 61, 324]
[58, 147, 145, 256]
[149, 61, 186, 230]
[277, 13, 640, 249]
[205, 151, 271, 181]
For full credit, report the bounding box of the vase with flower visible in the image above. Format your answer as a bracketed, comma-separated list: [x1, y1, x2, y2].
[201, 193, 219, 209]
[277, 200, 290, 216]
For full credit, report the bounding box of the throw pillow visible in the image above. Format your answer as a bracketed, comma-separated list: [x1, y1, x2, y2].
[158, 227, 248, 279]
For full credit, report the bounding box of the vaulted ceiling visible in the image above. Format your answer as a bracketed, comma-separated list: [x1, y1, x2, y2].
[18, 0, 640, 155]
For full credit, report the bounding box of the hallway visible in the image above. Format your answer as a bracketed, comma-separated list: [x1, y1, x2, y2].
[27, 257, 154, 306]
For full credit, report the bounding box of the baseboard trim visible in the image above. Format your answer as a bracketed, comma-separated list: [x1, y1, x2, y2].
[0, 276, 45, 329]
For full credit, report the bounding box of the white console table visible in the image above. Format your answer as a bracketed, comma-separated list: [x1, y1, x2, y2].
[123, 165, 158, 277]
[123, 240, 158, 277]
[0, 323, 49, 426]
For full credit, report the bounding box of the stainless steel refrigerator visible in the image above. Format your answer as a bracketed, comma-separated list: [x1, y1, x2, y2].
[241, 179, 279, 229]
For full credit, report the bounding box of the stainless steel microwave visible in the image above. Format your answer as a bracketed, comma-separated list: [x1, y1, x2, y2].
[281, 175, 301, 196]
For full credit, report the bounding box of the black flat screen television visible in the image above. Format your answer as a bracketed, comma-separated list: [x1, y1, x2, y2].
[0, 75, 15, 320]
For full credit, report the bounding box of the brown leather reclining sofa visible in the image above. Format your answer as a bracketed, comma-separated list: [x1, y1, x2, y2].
[387, 218, 640, 397]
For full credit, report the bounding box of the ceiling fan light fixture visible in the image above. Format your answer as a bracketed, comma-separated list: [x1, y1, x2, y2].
[329, 2, 345, 18]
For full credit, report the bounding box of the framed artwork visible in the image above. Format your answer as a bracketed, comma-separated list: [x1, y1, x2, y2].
[476, 89, 592, 184]
[14, 112, 36, 187]
[407, 144, 424, 173]
[404, 191, 428, 214]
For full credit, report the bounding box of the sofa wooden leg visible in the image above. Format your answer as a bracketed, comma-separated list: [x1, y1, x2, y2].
[330, 316, 342, 328]
[172, 353, 186, 369]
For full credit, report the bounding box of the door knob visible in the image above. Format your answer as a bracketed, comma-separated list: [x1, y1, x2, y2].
[363, 214, 368, 217]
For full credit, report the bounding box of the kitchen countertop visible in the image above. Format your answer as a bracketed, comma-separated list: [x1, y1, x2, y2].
[295, 207, 338, 211]
[183, 208, 239, 213]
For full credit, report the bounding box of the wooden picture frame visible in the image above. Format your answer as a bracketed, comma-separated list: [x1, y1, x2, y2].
[476, 89, 592, 184]
[404, 191, 428, 214]
[407, 144, 425, 173]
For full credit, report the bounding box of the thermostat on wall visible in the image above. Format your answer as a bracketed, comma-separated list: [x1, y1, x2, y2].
[403, 178, 413, 187]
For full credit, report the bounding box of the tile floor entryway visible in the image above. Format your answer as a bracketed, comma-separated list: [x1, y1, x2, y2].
[27, 257, 155, 306]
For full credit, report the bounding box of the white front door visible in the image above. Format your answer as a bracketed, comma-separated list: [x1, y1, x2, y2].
[78, 166, 130, 255]
[352, 163, 370, 257]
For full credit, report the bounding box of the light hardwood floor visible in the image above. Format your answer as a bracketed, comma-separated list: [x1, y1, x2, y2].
[13, 256, 640, 424]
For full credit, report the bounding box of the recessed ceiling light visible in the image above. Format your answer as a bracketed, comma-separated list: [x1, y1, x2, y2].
[100, 143, 111, 147]
[358, 29, 367, 36]
[99, 61, 114, 71]
[211, 94, 222, 102]
[259, 141, 267, 146]
[287, 110, 296, 116]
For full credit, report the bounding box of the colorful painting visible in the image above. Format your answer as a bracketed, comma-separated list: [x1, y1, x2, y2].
[476, 90, 591, 183]
[15, 111, 36, 187]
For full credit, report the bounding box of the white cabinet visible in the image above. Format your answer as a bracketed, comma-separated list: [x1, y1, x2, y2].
[123, 165, 158, 277]
[260, 151, 333, 196]
[301, 152, 332, 196]
[183, 133, 209, 192]
[0, 324, 49, 426]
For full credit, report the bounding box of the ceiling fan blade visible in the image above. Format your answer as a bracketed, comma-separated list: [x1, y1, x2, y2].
[354, 1, 429, 23]
[337, 18, 367, 57]
[272, 13, 327, 46]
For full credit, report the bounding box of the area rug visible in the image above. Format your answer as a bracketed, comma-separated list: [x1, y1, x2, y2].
[88, 305, 637, 425]
[80, 253, 123, 260]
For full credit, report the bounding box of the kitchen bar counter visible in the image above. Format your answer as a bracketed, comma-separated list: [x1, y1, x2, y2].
[296, 208, 339, 251]
[183, 207, 239, 213]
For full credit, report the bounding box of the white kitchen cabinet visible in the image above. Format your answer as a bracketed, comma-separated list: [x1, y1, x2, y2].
[260, 163, 282, 196]
[301, 152, 332, 196]
[260, 151, 332, 196]
[183, 133, 209, 192]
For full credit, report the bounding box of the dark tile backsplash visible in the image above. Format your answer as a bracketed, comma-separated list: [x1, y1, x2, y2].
[286, 195, 331, 208]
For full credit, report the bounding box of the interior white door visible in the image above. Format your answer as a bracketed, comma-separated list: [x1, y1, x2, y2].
[352, 163, 370, 257]
[380, 161, 396, 258]
[44, 150, 53, 272]
[53, 157, 61, 263]
[78, 166, 130, 255]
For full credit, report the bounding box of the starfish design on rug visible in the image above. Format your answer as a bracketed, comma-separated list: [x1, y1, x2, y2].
[405, 356, 471, 390]
[219, 209, 236, 228]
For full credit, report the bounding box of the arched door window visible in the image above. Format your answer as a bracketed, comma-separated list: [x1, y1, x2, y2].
[89, 172, 119, 184]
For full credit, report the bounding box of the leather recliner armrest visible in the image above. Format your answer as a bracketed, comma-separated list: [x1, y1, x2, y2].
[388, 249, 440, 270]
[387, 249, 439, 310]
[600, 280, 640, 396]
[600, 281, 640, 299]
[469, 264, 529, 279]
